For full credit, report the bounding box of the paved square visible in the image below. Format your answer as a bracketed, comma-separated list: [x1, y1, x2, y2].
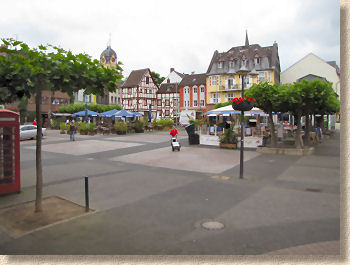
[25, 140, 143, 155]
[106, 134, 187, 143]
[110, 146, 260, 174]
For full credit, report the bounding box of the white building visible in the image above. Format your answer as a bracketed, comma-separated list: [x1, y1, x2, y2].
[161, 68, 185, 84]
[281, 53, 340, 128]
[281, 53, 340, 99]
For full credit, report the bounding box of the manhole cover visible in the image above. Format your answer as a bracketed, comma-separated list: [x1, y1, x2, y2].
[305, 188, 321, 192]
[201, 221, 225, 230]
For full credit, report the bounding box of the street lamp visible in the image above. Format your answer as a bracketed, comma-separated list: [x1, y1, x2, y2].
[236, 65, 249, 179]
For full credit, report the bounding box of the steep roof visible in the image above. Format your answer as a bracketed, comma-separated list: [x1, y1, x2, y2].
[158, 83, 179, 93]
[179, 73, 206, 87]
[206, 42, 280, 79]
[297, 74, 328, 83]
[326, 61, 340, 76]
[174, 70, 185, 78]
[121, 68, 150, 88]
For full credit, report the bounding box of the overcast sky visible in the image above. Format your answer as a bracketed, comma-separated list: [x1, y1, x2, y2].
[0, 0, 340, 79]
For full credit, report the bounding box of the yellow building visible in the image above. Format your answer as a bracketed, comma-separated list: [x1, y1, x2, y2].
[206, 33, 280, 108]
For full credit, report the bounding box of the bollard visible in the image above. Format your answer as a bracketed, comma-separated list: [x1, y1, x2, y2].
[84, 176, 89, 212]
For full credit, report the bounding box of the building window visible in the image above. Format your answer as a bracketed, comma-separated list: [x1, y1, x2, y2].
[146, 77, 149, 84]
[254, 57, 260, 65]
[200, 100, 205, 106]
[128, 88, 132, 95]
[229, 61, 234, 68]
[259, 72, 265, 82]
[217, 62, 223, 68]
[200, 86, 205, 93]
[211, 76, 217, 86]
[165, 110, 169, 116]
[211, 94, 218, 104]
[268, 71, 271, 82]
[157, 99, 161, 106]
[193, 87, 198, 93]
[193, 100, 198, 107]
[165, 99, 170, 106]
[227, 93, 234, 101]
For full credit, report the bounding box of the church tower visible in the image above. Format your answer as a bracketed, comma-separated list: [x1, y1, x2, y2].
[100, 37, 117, 68]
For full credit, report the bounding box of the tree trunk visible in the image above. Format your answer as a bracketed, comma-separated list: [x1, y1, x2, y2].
[320, 115, 325, 133]
[35, 89, 43, 213]
[305, 113, 310, 146]
[268, 111, 276, 147]
[295, 111, 302, 149]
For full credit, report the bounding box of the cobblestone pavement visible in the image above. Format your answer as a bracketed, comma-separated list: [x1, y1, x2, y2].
[0, 129, 340, 255]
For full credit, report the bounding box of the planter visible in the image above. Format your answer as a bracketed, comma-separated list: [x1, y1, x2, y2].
[80, 130, 88, 135]
[232, 101, 253, 111]
[116, 131, 127, 135]
[219, 143, 237, 149]
[60, 130, 66, 134]
[135, 129, 144, 133]
[88, 131, 95, 136]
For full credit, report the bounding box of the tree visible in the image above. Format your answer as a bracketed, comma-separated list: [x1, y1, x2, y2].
[281, 80, 340, 147]
[0, 38, 123, 212]
[151, 71, 165, 85]
[245, 82, 282, 147]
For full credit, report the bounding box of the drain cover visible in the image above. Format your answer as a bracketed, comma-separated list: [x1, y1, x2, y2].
[305, 188, 321, 192]
[201, 221, 225, 230]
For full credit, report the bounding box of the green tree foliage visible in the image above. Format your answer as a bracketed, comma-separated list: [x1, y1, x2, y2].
[58, 104, 121, 113]
[245, 82, 282, 147]
[151, 71, 165, 85]
[0, 38, 123, 212]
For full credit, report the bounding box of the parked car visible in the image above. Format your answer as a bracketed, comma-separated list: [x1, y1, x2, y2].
[20, 125, 46, 140]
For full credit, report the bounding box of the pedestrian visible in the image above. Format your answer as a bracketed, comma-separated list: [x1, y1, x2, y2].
[69, 121, 76, 141]
[32, 119, 37, 126]
[170, 125, 178, 139]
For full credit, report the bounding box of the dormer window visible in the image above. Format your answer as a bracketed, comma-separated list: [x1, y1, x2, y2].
[254, 57, 260, 65]
[229, 61, 234, 68]
[217, 62, 223, 68]
[241, 55, 247, 66]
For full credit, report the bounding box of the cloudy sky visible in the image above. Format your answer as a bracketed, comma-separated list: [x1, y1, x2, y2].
[0, 0, 340, 79]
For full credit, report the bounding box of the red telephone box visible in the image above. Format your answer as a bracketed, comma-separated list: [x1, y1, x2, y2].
[0, 109, 20, 195]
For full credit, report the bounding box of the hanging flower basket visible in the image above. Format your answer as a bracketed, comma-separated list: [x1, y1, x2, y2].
[232, 96, 256, 111]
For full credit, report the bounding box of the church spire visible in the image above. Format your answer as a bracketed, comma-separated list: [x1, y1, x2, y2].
[245, 30, 249, 46]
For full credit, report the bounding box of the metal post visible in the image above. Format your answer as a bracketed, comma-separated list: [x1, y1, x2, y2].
[84, 176, 89, 212]
[239, 75, 245, 179]
[84, 94, 88, 123]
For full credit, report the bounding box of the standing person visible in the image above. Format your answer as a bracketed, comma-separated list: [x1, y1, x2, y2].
[170, 125, 178, 139]
[32, 119, 37, 126]
[69, 121, 75, 141]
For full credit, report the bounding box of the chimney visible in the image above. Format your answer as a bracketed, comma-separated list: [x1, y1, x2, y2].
[167, 78, 170, 83]
[191, 71, 195, 75]
[170, 68, 174, 73]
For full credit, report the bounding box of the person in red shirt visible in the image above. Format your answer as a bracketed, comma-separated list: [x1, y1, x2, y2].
[170, 125, 178, 138]
[32, 120, 37, 126]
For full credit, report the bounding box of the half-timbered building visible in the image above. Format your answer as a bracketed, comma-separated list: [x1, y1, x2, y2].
[156, 82, 180, 120]
[120, 68, 159, 117]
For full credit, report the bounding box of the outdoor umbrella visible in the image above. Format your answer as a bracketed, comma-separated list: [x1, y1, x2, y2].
[131, 111, 143, 117]
[112, 109, 135, 118]
[71, 110, 100, 117]
[100, 109, 121, 117]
